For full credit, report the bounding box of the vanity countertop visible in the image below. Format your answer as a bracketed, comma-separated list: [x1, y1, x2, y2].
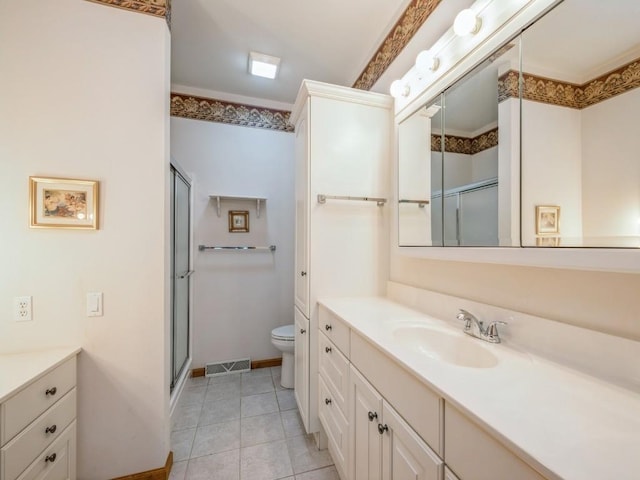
[318, 296, 640, 480]
[0, 346, 81, 403]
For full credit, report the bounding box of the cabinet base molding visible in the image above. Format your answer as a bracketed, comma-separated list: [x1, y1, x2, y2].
[191, 358, 281, 378]
[112, 451, 173, 480]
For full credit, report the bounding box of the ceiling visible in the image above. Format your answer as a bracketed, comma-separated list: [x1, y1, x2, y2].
[170, 0, 411, 105]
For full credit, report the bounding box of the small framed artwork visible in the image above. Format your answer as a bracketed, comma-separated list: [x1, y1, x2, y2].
[536, 236, 560, 247]
[30, 176, 99, 229]
[535, 205, 560, 235]
[229, 210, 249, 233]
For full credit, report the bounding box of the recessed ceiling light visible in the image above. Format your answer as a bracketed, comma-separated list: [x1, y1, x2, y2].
[248, 51, 281, 79]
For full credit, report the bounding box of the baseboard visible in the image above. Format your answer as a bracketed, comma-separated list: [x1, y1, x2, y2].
[251, 357, 282, 369]
[112, 451, 173, 480]
[191, 358, 281, 378]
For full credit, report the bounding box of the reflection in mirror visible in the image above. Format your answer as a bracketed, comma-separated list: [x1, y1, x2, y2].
[520, 0, 640, 248]
[398, 95, 443, 246]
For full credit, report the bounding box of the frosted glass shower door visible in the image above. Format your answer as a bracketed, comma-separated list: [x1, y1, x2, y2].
[171, 166, 191, 391]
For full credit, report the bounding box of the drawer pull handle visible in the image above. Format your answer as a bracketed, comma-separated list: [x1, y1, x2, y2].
[300, 271, 307, 276]
[325, 398, 332, 405]
[325, 324, 332, 331]
[45, 387, 57, 396]
[325, 346, 332, 353]
[300, 328, 306, 334]
[368, 411, 378, 421]
[45, 453, 57, 463]
[378, 423, 388, 435]
[45, 425, 57, 434]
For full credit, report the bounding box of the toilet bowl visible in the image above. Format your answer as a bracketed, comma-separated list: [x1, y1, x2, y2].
[271, 324, 295, 389]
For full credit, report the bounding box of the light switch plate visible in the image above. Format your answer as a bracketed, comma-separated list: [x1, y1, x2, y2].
[87, 292, 103, 317]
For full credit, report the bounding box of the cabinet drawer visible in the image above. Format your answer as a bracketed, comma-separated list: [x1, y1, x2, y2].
[1, 389, 76, 480]
[318, 333, 349, 417]
[15, 421, 75, 480]
[318, 376, 348, 480]
[1, 358, 76, 446]
[318, 305, 350, 357]
[444, 403, 546, 480]
[351, 331, 443, 457]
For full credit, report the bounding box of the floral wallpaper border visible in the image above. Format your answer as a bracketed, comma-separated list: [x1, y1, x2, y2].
[85, 0, 170, 26]
[431, 127, 499, 155]
[171, 93, 294, 132]
[352, 0, 442, 91]
[498, 58, 640, 109]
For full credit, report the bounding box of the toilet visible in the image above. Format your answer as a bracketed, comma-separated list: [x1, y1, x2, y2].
[271, 324, 295, 388]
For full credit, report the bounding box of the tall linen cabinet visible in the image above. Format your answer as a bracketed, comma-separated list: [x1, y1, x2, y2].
[290, 80, 392, 435]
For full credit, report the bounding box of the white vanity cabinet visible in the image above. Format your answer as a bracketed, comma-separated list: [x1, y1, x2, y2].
[444, 403, 546, 480]
[0, 350, 79, 480]
[294, 308, 310, 430]
[291, 79, 392, 434]
[350, 365, 443, 480]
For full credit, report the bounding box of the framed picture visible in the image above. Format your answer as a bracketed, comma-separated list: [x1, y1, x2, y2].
[30, 176, 99, 229]
[536, 236, 560, 247]
[229, 210, 249, 233]
[535, 205, 560, 235]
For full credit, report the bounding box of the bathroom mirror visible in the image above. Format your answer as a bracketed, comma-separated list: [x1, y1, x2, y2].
[520, 0, 640, 248]
[398, 0, 640, 249]
[398, 38, 520, 247]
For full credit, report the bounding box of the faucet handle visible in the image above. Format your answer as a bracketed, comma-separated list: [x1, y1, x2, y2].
[485, 321, 507, 343]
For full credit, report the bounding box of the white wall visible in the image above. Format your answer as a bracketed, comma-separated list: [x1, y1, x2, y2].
[521, 100, 583, 244]
[471, 146, 498, 182]
[0, 1, 170, 478]
[170, 117, 295, 368]
[582, 88, 640, 240]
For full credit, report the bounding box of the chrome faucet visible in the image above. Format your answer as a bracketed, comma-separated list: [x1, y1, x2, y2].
[456, 309, 506, 344]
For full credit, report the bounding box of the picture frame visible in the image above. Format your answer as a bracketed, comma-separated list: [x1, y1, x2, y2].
[536, 236, 560, 247]
[30, 176, 99, 229]
[535, 205, 560, 235]
[228, 210, 249, 233]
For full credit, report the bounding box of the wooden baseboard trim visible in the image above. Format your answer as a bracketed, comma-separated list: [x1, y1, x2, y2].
[112, 451, 173, 480]
[251, 357, 282, 369]
[191, 358, 281, 379]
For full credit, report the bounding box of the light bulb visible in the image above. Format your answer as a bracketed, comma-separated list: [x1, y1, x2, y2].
[390, 80, 410, 98]
[454, 9, 481, 36]
[415, 50, 439, 75]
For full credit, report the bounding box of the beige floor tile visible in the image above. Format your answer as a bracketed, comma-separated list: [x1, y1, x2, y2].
[240, 440, 293, 480]
[295, 466, 339, 480]
[276, 390, 297, 411]
[186, 450, 240, 480]
[191, 420, 240, 458]
[206, 379, 241, 402]
[199, 397, 241, 427]
[241, 375, 275, 396]
[171, 428, 196, 462]
[241, 392, 279, 418]
[180, 386, 207, 406]
[173, 403, 203, 431]
[281, 410, 305, 438]
[286, 434, 333, 474]
[169, 460, 187, 480]
[240, 412, 285, 447]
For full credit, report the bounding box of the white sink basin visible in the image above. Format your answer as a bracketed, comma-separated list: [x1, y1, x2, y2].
[393, 325, 499, 368]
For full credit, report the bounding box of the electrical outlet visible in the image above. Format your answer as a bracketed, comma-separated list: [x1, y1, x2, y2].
[14, 296, 33, 322]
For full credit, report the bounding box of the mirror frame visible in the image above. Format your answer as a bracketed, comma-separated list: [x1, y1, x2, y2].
[392, 0, 640, 273]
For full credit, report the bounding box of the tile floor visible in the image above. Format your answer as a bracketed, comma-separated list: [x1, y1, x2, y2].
[170, 366, 338, 480]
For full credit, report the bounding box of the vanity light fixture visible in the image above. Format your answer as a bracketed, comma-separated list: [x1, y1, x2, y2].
[415, 50, 440, 76]
[390, 80, 410, 99]
[248, 51, 281, 79]
[453, 9, 482, 36]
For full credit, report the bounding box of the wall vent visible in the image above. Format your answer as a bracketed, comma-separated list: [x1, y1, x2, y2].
[205, 358, 251, 377]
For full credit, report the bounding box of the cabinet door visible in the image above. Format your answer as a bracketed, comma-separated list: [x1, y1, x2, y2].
[294, 108, 310, 317]
[294, 307, 310, 429]
[350, 367, 383, 480]
[381, 402, 443, 480]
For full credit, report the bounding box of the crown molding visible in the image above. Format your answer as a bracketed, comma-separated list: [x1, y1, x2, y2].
[498, 58, 640, 109]
[352, 0, 443, 91]
[170, 93, 293, 132]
